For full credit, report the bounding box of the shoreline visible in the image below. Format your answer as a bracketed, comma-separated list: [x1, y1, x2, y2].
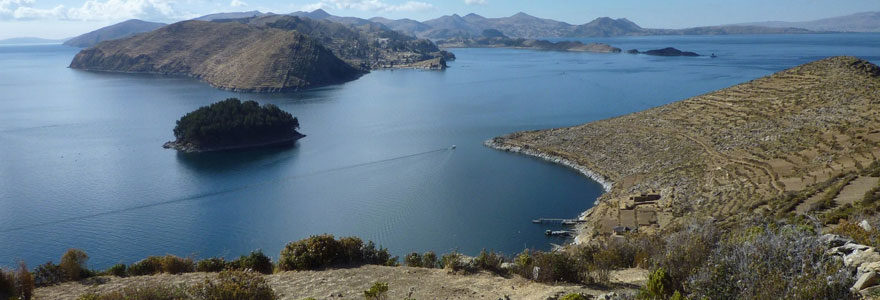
[163, 133, 306, 153]
[483, 138, 613, 193]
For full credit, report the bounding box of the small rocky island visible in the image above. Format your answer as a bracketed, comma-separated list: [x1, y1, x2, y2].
[626, 47, 700, 56]
[163, 98, 305, 152]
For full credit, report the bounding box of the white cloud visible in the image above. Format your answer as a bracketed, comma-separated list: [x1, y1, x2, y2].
[1, 0, 186, 21]
[229, 0, 245, 7]
[464, 0, 486, 5]
[303, 0, 433, 13]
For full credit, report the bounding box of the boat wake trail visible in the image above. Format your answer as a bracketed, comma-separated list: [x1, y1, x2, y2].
[0, 147, 453, 234]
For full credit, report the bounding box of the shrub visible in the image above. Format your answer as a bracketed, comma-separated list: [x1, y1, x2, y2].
[231, 250, 273, 274]
[160, 255, 195, 275]
[440, 252, 468, 273]
[474, 249, 506, 275]
[652, 221, 719, 293]
[404, 253, 422, 267]
[105, 264, 127, 277]
[279, 235, 394, 271]
[0, 262, 35, 300]
[829, 219, 876, 247]
[60, 248, 89, 281]
[15, 262, 34, 300]
[363, 282, 389, 300]
[530, 251, 579, 283]
[279, 235, 342, 271]
[189, 270, 276, 300]
[637, 268, 674, 300]
[421, 251, 438, 269]
[559, 293, 588, 300]
[688, 224, 855, 300]
[33, 262, 64, 287]
[196, 258, 229, 273]
[128, 257, 163, 276]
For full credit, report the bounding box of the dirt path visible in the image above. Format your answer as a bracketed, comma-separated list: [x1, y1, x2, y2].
[34, 265, 646, 300]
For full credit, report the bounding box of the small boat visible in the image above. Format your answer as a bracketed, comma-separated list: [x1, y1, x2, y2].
[710, 53, 717, 58]
[450, 145, 457, 150]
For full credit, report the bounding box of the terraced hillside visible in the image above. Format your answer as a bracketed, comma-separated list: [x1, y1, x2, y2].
[487, 56, 880, 240]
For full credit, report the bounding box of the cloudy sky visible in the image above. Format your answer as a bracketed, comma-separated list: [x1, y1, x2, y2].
[1, 0, 878, 39]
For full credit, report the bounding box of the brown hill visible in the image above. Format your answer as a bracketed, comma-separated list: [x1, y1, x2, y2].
[69, 20, 362, 92]
[487, 56, 880, 239]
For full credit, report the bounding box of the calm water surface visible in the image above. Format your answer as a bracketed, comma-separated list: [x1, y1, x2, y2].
[1, 33, 878, 268]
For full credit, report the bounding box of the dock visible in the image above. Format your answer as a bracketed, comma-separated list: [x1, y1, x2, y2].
[531, 218, 587, 225]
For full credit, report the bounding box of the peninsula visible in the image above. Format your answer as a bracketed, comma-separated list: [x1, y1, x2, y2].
[163, 98, 304, 152]
[69, 16, 452, 92]
[487, 56, 880, 240]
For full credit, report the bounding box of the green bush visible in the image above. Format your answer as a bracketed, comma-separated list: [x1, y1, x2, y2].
[637, 268, 675, 300]
[60, 248, 89, 281]
[363, 282, 389, 300]
[128, 257, 163, 276]
[278, 235, 393, 271]
[161, 255, 195, 275]
[473, 249, 506, 275]
[105, 264, 127, 277]
[231, 250, 273, 274]
[421, 251, 438, 269]
[531, 251, 579, 284]
[33, 262, 64, 287]
[404, 252, 422, 267]
[196, 258, 229, 273]
[440, 251, 469, 273]
[189, 270, 276, 300]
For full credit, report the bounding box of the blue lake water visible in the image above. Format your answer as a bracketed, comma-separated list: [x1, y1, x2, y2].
[1, 33, 879, 269]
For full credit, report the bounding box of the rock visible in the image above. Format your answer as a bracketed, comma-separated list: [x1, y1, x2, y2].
[819, 234, 854, 248]
[845, 248, 880, 268]
[862, 220, 874, 231]
[828, 243, 871, 257]
[853, 271, 880, 291]
[501, 262, 514, 270]
[625, 49, 639, 54]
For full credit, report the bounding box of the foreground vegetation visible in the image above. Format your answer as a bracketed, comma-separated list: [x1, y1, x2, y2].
[8, 214, 878, 300]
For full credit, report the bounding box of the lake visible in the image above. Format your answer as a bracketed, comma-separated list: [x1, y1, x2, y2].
[1, 33, 879, 268]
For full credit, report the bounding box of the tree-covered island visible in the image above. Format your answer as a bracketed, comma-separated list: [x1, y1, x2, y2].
[163, 98, 305, 152]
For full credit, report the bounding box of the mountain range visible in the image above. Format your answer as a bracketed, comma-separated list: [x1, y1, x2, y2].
[737, 11, 880, 32]
[52, 9, 880, 50]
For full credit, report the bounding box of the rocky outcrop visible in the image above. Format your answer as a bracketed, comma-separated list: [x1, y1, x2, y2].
[822, 233, 880, 296]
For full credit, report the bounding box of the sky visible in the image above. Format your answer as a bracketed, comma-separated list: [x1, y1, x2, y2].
[1, 0, 879, 39]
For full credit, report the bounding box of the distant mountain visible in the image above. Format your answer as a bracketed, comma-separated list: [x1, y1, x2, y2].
[369, 17, 431, 36]
[737, 11, 880, 32]
[566, 17, 642, 37]
[64, 19, 166, 48]
[193, 10, 270, 21]
[0, 37, 66, 45]
[289, 9, 373, 26]
[649, 26, 811, 35]
[419, 12, 573, 39]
